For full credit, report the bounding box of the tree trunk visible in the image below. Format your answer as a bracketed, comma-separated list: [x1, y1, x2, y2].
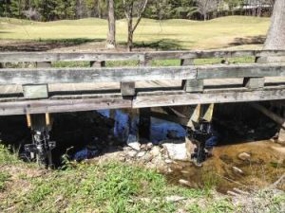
[127, 15, 133, 52]
[106, 0, 116, 49]
[264, 0, 285, 50]
[258, 0, 285, 63]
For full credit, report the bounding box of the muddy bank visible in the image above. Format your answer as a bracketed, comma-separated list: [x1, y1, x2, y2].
[165, 141, 285, 193]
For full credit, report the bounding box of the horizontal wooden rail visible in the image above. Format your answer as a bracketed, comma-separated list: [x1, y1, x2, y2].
[0, 87, 284, 115]
[0, 63, 285, 85]
[1, 50, 285, 63]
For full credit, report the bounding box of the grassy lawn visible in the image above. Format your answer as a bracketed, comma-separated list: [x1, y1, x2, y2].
[0, 16, 269, 50]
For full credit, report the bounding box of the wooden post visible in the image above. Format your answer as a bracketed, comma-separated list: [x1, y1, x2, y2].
[243, 77, 265, 89]
[90, 61, 106, 67]
[120, 82, 135, 97]
[36, 62, 52, 68]
[181, 59, 204, 93]
[138, 108, 151, 142]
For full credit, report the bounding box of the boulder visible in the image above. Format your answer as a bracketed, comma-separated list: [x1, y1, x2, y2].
[162, 143, 188, 161]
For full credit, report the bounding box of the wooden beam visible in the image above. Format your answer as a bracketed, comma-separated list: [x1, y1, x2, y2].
[150, 111, 189, 126]
[1, 50, 285, 63]
[250, 103, 285, 129]
[133, 88, 285, 108]
[1, 63, 285, 85]
[138, 108, 151, 142]
[197, 63, 285, 79]
[0, 66, 196, 85]
[0, 96, 132, 116]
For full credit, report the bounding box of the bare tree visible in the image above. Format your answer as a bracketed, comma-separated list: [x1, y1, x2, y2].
[196, 0, 218, 20]
[106, 0, 116, 49]
[123, 0, 149, 51]
[264, 0, 285, 50]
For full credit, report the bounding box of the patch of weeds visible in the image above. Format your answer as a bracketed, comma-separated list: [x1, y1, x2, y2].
[0, 144, 21, 165]
[194, 56, 255, 65]
[106, 60, 139, 67]
[208, 198, 234, 213]
[0, 172, 10, 191]
[202, 170, 221, 196]
[187, 203, 203, 213]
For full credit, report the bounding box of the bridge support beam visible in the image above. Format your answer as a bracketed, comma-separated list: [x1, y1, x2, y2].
[25, 113, 55, 168]
[138, 108, 151, 142]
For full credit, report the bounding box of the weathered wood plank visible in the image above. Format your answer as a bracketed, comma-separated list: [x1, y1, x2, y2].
[150, 111, 189, 126]
[1, 63, 285, 85]
[2, 50, 285, 63]
[133, 88, 285, 108]
[0, 66, 197, 84]
[0, 52, 143, 63]
[197, 63, 285, 79]
[0, 96, 131, 115]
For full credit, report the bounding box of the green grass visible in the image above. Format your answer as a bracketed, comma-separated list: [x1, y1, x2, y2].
[1, 160, 205, 213]
[0, 16, 269, 50]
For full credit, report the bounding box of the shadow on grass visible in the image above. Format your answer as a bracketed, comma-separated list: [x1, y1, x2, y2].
[229, 35, 266, 46]
[0, 38, 104, 52]
[0, 31, 11, 34]
[126, 39, 185, 51]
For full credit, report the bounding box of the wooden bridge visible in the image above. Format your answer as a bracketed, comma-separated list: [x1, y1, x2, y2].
[0, 50, 285, 116]
[2, 49, 285, 167]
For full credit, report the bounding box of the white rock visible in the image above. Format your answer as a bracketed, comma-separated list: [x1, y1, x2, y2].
[232, 166, 244, 175]
[146, 142, 154, 150]
[162, 143, 188, 161]
[150, 146, 161, 157]
[127, 150, 138, 158]
[179, 179, 191, 187]
[165, 196, 186, 202]
[165, 159, 173, 164]
[137, 151, 146, 158]
[238, 152, 251, 161]
[127, 134, 141, 151]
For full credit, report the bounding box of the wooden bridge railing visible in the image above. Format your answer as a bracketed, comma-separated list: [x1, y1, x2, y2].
[0, 50, 285, 115]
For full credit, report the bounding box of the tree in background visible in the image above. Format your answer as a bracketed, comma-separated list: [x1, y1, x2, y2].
[106, 0, 116, 49]
[264, 0, 285, 50]
[171, 0, 197, 19]
[196, 0, 219, 20]
[122, 0, 149, 51]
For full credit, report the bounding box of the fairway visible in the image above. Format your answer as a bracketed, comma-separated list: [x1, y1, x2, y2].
[0, 16, 270, 50]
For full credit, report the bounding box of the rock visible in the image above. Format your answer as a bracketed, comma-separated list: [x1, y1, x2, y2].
[162, 143, 188, 161]
[165, 159, 173, 164]
[127, 134, 141, 151]
[232, 166, 244, 175]
[118, 156, 126, 162]
[137, 151, 146, 158]
[141, 153, 153, 162]
[146, 142, 154, 150]
[238, 152, 251, 161]
[165, 195, 186, 202]
[127, 150, 137, 158]
[179, 179, 191, 187]
[150, 146, 161, 157]
[140, 144, 147, 151]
